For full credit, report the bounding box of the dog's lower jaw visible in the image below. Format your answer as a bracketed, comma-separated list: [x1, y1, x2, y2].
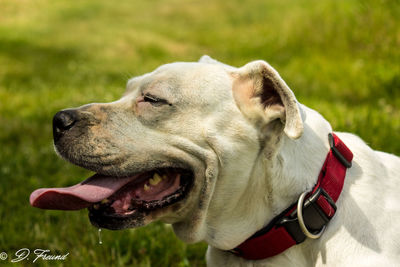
[89, 209, 145, 230]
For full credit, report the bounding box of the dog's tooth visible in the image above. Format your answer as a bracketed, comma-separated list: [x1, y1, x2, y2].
[144, 183, 150, 191]
[150, 173, 162, 185]
[154, 173, 162, 181]
[101, 198, 109, 204]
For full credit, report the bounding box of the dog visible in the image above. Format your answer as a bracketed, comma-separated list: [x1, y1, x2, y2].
[30, 56, 400, 266]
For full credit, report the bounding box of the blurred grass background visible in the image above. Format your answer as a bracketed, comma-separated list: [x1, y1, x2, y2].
[0, 0, 399, 266]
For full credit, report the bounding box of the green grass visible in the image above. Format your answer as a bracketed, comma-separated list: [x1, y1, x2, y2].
[0, 0, 399, 266]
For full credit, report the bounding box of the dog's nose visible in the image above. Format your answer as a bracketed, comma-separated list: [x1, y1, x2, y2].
[53, 110, 78, 141]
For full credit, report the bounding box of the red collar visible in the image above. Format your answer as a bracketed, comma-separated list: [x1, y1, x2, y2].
[229, 133, 353, 260]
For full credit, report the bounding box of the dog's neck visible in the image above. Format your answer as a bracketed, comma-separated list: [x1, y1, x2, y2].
[205, 104, 333, 250]
[270, 105, 332, 215]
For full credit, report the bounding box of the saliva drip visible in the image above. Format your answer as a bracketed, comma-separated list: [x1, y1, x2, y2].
[98, 228, 103, 245]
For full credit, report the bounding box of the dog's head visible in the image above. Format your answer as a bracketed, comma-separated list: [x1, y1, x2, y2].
[30, 56, 303, 243]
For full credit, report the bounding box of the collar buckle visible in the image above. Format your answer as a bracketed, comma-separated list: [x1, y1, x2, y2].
[278, 187, 337, 244]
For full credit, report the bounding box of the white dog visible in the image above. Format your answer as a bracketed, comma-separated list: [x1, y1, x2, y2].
[30, 56, 400, 266]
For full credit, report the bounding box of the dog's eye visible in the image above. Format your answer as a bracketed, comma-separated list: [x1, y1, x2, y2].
[143, 93, 170, 106]
[143, 94, 159, 103]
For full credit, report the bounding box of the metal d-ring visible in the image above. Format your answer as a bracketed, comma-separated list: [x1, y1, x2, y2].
[297, 191, 326, 239]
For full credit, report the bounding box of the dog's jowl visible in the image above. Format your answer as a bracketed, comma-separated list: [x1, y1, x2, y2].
[30, 56, 400, 266]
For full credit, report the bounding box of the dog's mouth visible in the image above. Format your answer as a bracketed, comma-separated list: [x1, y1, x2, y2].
[30, 168, 194, 227]
[90, 169, 192, 215]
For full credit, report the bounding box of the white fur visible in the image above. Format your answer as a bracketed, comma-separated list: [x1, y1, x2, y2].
[69, 56, 400, 266]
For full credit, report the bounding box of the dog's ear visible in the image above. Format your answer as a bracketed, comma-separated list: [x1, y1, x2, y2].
[231, 60, 303, 139]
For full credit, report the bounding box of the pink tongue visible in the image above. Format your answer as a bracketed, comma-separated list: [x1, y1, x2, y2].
[29, 174, 137, 210]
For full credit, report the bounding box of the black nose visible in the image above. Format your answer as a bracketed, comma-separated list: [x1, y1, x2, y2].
[53, 110, 78, 141]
